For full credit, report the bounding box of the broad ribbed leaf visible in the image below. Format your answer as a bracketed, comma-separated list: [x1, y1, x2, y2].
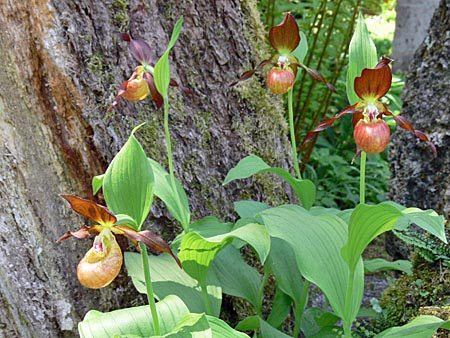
[78, 295, 188, 338]
[162, 313, 211, 338]
[179, 222, 270, 286]
[205, 316, 250, 338]
[395, 207, 447, 243]
[149, 158, 190, 228]
[234, 200, 270, 220]
[260, 205, 364, 326]
[341, 203, 402, 272]
[260, 318, 292, 338]
[224, 155, 316, 209]
[124, 252, 222, 317]
[346, 13, 378, 105]
[209, 246, 262, 309]
[375, 315, 450, 338]
[364, 258, 412, 275]
[103, 125, 153, 229]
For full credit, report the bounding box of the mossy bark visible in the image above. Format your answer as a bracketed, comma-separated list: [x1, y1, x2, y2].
[0, 0, 292, 337]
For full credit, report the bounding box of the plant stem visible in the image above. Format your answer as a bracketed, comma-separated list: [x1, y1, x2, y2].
[359, 151, 367, 204]
[343, 269, 355, 338]
[288, 88, 302, 180]
[139, 242, 160, 336]
[163, 96, 188, 232]
[293, 280, 310, 338]
[201, 284, 213, 315]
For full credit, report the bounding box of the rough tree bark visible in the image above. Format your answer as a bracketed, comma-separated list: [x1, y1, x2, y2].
[0, 1, 292, 337]
[387, 0, 449, 257]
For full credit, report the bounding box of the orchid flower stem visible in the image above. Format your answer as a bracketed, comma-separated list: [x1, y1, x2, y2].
[343, 269, 355, 338]
[258, 265, 270, 316]
[139, 242, 160, 336]
[359, 151, 367, 204]
[163, 96, 188, 232]
[293, 280, 310, 338]
[287, 89, 302, 180]
[201, 284, 213, 315]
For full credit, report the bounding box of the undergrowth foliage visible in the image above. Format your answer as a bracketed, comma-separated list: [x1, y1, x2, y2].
[57, 8, 448, 338]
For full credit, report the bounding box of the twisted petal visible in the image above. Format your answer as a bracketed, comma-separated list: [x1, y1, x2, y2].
[354, 57, 392, 100]
[383, 105, 437, 156]
[269, 12, 300, 54]
[230, 60, 274, 87]
[302, 104, 359, 144]
[56, 225, 102, 243]
[297, 63, 336, 93]
[116, 33, 155, 64]
[115, 225, 182, 268]
[60, 194, 116, 225]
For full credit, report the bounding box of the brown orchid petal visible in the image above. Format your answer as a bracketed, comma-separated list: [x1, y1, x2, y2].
[143, 73, 163, 108]
[354, 61, 392, 100]
[302, 105, 359, 145]
[269, 12, 300, 53]
[169, 78, 193, 95]
[230, 60, 274, 87]
[385, 112, 437, 157]
[116, 33, 155, 64]
[106, 81, 128, 112]
[60, 194, 116, 225]
[56, 225, 102, 243]
[375, 56, 392, 69]
[116, 226, 182, 268]
[297, 63, 337, 93]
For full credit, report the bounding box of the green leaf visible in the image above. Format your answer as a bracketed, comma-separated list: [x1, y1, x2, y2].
[234, 200, 270, 220]
[260, 205, 364, 327]
[260, 318, 292, 338]
[161, 313, 211, 338]
[78, 295, 189, 338]
[209, 246, 262, 309]
[235, 315, 260, 332]
[179, 222, 270, 286]
[124, 252, 222, 317]
[149, 158, 190, 228]
[92, 174, 104, 194]
[154, 17, 183, 98]
[205, 316, 250, 338]
[364, 258, 412, 275]
[114, 214, 139, 228]
[223, 155, 316, 209]
[374, 315, 450, 338]
[266, 287, 292, 328]
[341, 203, 402, 272]
[346, 12, 378, 104]
[268, 238, 305, 306]
[301, 308, 340, 337]
[397, 207, 447, 243]
[103, 125, 154, 229]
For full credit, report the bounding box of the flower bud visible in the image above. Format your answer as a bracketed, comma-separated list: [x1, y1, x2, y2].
[353, 119, 390, 154]
[266, 67, 295, 94]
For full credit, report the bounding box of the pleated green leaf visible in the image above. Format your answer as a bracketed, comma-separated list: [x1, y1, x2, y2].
[103, 125, 154, 229]
[179, 222, 270, 286]
[209, 246, 262, 310]
[149, 158, 190, 228]
[364, 258, 412, 275]
[260, 205, 364, 326]
[374, 315, 450, 338]
[78, 295, 189, 338]
[341, 203, 402, 272]
[223, 155, 316, 209]
[124, 252, 222, 317]
[346, 13, 378, 105]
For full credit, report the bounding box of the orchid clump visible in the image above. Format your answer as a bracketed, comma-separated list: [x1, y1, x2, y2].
[231, 12, 335, 94]
[304, 56, 436, 157]
[57, 194, 180, 289]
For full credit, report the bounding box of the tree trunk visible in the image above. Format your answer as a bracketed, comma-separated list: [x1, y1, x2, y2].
[0, 1, 292, 337]
[387, 0, 450, 257]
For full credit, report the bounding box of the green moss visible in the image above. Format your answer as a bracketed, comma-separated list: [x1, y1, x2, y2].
[112, 0, 129, 31]
[375, 256, 450, 332]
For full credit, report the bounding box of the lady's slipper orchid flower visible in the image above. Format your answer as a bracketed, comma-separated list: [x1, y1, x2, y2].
[58, 194, 181, 289]
[231, 12, 335, 94]
[107, 33, 191, 111]
[304, 57, 436, 156]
